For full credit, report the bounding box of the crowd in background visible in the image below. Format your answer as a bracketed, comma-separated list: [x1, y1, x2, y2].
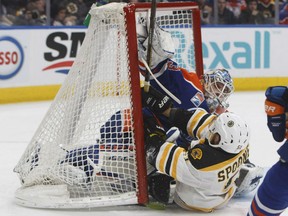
[198, 0, 288, 24]
[0, 0, 288, 26]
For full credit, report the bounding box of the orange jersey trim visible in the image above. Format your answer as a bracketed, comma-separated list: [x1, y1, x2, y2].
[180, 68, 204, 92]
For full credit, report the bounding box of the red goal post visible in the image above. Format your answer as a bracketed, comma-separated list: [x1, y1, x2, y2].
[13, 2, 203, 209]
[130, 2, 204, 79]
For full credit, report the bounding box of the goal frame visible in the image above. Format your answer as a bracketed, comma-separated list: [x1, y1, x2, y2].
[127, 1, 204, 204]
[132, 2, 204, 78]
[14, 2, 204, 209]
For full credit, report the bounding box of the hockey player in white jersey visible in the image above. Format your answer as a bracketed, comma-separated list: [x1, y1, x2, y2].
[136, 12, 263, 200]
[142, 85, 250, 212]
[248, 86, 288, 215]
[43, 9, 263, 204]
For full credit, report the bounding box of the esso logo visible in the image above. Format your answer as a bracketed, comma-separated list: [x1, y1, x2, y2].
[0, 36, 24, 80]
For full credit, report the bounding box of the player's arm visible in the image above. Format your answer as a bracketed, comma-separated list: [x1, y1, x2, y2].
[265, 86, 288, 142]
[265, 86, 288, 162]
[143, 112, 200, 183]
[137, 15, 175, 73]
[142, 85, 215, 139]
[142, 85, 192, 128]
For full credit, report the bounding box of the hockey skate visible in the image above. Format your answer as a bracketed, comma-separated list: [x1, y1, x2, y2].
[148, 171, 176, 205]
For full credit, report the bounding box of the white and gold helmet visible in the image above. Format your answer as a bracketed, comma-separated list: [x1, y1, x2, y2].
[207, 112, 250, 154]
[203, 69, 234, 113]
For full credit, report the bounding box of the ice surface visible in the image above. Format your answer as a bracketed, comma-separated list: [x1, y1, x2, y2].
[1, 91, 287, 216]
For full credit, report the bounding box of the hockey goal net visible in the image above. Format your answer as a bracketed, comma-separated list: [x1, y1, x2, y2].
[14, 2, 203, 209]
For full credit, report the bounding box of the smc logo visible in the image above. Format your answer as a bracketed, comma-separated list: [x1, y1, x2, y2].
[0, 36, 24, 80]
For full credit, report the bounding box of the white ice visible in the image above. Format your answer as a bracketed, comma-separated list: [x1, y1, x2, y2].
[0, 91, 287, 216]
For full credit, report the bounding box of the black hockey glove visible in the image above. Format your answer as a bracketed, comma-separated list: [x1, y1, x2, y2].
[141, 86, 173, 114]
[143, 114, 166, 139]
[143, 114, 166, 166]
[265, 86, 288, 142]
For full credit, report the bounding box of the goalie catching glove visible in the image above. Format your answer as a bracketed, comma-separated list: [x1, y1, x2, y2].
[142, 86, 173, 114]
[265, 86, 288, 142]
[136, 12, 175, 70]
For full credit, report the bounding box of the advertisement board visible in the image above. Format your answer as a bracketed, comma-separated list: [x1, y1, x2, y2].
[0, 26, 288, 102]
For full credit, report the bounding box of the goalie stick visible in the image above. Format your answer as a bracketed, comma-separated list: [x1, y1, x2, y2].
[144, 0, 157, 92]
[141, 58, 181, 105]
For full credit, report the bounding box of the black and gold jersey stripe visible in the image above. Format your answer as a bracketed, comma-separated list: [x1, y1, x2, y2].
[187, 109, 217, 139]
[157, 143, 184, 179]
[188, 141, 249, 170]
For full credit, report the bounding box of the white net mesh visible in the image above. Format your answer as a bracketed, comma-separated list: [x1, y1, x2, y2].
[14, 2, 201, 208]
[157, 9, 196, 72]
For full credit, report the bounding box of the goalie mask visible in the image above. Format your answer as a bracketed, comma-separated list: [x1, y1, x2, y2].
[207, 112, 250, 154]
[203, 69, 234, 113]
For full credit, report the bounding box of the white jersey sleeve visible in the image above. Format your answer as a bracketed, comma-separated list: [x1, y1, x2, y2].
[155, 142, 211, 188]
[155, 108, 249, 212]
[155, 141, 249, 212]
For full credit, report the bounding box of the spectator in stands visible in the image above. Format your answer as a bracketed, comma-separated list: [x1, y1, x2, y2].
[51, 0, 90, 25]
[2, 0, 27, 17]
[51, 6, 67, 26]
[279, 0, 288, 24]
[51, 2, 77, 26]
[196, 0, 213, 24]
[239, 0, 267, 24]
[66, 0, 89, 25]
[226, 0, 247, 18]
[210, 0, 239, 24]
[32, 0, 45, 16]
[257, 0, 275, 23]
[0, 0, 28, 26]
[0, 1, 14, 26]
[13, 0, 47, 26]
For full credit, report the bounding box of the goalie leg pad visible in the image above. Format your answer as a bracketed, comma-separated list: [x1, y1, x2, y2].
[234, 162, 265, 197]
[54, 164, 89, 186]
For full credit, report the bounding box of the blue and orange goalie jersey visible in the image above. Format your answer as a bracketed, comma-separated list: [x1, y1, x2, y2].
[139, 59, 210, 112]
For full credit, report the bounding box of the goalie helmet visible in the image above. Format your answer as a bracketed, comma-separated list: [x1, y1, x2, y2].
[203, 69, 234, 113]
[207, 112, 250, 154]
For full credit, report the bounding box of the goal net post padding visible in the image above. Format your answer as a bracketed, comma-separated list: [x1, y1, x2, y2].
[13, 2, 203, 209]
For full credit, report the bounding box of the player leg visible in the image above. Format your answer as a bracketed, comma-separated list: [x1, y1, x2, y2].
[148, 171, 176, 204]
[248, 160, 288, 215]
[143, 109, 177, 204]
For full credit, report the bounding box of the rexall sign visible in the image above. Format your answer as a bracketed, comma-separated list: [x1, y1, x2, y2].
[202, 31, 270, 70]
[171, 27, 288, 77]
